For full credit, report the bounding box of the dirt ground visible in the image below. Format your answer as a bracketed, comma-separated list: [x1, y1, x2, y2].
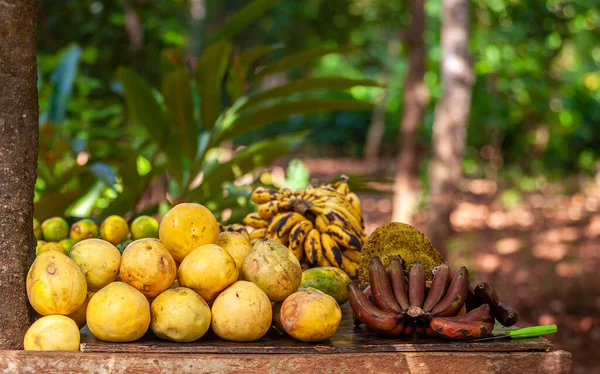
[301, 158, 600, 373]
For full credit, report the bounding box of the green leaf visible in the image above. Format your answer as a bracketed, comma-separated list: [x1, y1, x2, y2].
[227, 44, 283, 101]
[196, 40, 232, 131]
[47, 45, 82, 124]
[253, 46, 359, 80]
[214, 98, 373, 144]
[209, 0, 281, 42]
[187, 132, 306, 201]
[163, 68, 198, 162]
[117, 67, 168, 144]
[242, 77, 382, 108]
[118, 67, 183, 184]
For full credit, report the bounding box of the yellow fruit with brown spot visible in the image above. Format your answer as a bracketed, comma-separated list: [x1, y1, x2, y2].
[38, 241, 68, 256]
[211, 281, 272, 342]
[26, 250, 87, 316]
[216, 231, 252, 279]
[280, 287, 342, 342]
[150, 287, 211, 342]
[99, 215, 130, 245]
[67, 292, 92, 329]
[159, 203, 220, 262]
[24, 315, 80, 351]
[242, 238, 302, 302]
[86, 282, 150, 342]
[69, 239, 121, 292]
[178, 244, 237, 302]
[119, 238, 177, 297]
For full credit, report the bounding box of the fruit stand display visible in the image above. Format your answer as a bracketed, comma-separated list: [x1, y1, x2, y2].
[1, 180, 572, 373]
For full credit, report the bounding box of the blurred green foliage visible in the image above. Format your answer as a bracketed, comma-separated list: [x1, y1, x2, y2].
[35, 0, 600, 219]
[34, 0, 376, 221]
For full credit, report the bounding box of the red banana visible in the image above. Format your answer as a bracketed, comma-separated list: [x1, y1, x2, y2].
[370, 256, 403, 313]
[429, 317, 494, 341]
[430, 266, 469, 317]
[423, 263, 450, 312]
[387, 256, 410, 310]
[408, 260, 425, 308]
[347, 282, 401, 331]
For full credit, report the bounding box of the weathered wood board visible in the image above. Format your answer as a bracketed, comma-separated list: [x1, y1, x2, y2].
[80, 305, 552, 354]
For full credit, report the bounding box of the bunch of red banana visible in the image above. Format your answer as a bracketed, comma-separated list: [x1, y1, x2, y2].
[348, 256, 495, 341]
[434, 265, 520, 328]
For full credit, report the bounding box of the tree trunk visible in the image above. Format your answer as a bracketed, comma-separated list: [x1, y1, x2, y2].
[0, 0, 39, 349]
[391, 0, 428, 224]
[425, 0, 474, 256]
[364, 89, 388, 167]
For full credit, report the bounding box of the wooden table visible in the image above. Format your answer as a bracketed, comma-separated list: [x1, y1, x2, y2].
[0, 306, 572, 373]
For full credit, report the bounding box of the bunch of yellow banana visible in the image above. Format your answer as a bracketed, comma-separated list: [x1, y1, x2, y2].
[241, 176, 365, 278]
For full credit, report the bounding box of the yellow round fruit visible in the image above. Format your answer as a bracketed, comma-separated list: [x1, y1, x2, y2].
[35, 240, 47, 255]
[150, 287, 211, 342]
[242, 238, 302, 302]
[41, 217, 69, 242]
[33, 218, 42, 240]
[70, 219, 99, 242]
[86, 282, 150, 342]
[24, 315, 80, 351]
[99, 215, 130, 245]
[69, 239, 121, 292]
[280, 287, 342, 342]
[26, 250, 87, 315]
[120, 238, 177, 297]
[158, 203, 220, 262]
[211, 281, 272, 342]
[67, 292, 92, 329]
[216, 231, 251, 280]
[178, 244, 238, 302]
[130, 215, 159, 240]
[38, 241, 68, 256]
[59, 239, 76, 253]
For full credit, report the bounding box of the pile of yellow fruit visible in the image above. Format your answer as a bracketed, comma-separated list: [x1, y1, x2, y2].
[24, 203, 347, 351]
[34, 214, 159, 256]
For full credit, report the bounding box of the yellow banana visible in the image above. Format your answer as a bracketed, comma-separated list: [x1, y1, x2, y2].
[318, 256, 333, 267]
[332, 179, 350, 195]
[288, 220, 313, 261]
[266, 212, 288, 235]
[342, 249, 361, 263]
[311, 206, 364, 238]
[320, 232, 343, 268]
[279, 187, 293, 198]
[344, 191, 362, 217]
[251, 186, 281, 204]
[317, 198, 363, 224]
[325, 224, 362, 251]
[303, 228, 323, 266]
[274, 212, 307, 239]
[242, 212, 269, 229]
[341, 254, 360, 278]
[314, 214, 329, 232]
[257, 200, 291, 220]
[249, 228, 267, 242]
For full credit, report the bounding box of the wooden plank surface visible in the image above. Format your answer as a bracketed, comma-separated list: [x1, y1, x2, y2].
[80, 304, 552, 354]
[0, 350, 573, 374]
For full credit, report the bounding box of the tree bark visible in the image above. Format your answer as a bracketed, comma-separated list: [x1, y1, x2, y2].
[391, 0, 428, 224]
[425, 0, 474, 256]
[0, 0, 39, 349]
